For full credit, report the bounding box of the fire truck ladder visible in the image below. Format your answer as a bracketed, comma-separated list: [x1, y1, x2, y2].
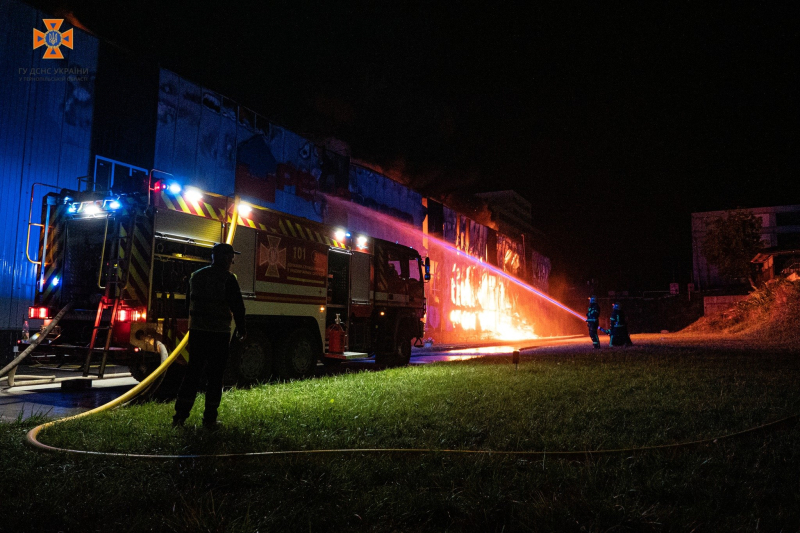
[81, 214, 136, 378]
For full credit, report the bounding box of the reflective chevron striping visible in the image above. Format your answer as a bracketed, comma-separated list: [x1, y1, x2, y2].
[40, 204, 68, 305]
[121, 215, 152, 307]
[156, 188, 349, 250]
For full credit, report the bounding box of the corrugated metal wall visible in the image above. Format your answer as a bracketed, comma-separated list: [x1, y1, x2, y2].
[153, 69, 325, 221]
[0, 0, 97, 330]
[155, 70, 238, 196]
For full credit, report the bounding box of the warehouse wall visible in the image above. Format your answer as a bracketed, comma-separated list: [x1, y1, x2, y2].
[0, 0, 98, 331]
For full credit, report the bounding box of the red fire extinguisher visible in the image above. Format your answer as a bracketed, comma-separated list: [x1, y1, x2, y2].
[327, 313, 345, 355]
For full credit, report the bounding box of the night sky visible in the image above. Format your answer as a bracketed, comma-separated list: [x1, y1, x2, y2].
[34, 0, 800, 292]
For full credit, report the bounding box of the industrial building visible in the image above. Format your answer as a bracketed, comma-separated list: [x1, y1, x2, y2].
[691, 205, 800, 289]
[1, 0, 551, 350]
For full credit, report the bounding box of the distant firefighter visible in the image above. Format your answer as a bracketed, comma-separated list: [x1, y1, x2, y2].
[586, 296, 601, 349]
[609, 302, 633, 346]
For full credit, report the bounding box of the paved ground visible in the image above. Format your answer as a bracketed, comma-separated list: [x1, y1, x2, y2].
[0, 363, 138, 422]
[0, 335, 586, 422]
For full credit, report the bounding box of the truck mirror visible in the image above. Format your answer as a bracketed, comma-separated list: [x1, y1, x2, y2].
[424, 257, 431, 281]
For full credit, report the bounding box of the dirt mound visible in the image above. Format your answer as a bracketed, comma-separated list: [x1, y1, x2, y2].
[682, 279, 800, 344]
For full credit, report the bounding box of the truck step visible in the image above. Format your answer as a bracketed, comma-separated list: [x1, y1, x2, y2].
[325, 351, 370, 360]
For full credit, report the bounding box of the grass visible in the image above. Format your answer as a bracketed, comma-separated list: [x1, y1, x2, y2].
[1, 339, 799, 532]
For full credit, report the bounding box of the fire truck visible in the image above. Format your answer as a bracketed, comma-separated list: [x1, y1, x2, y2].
[22, 173, 428, 387]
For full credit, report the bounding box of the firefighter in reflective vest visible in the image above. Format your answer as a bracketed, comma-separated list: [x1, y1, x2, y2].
[609, 302, 633, 346]
[586, 296, 601, 349]
[173, 243, 247, 429]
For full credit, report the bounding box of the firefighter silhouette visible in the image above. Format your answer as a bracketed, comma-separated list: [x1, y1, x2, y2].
[609, 302, 633, 346]
[586, 296, 601, 349]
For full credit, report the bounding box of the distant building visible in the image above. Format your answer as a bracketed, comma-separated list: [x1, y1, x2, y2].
[751, 247, 800, 284]
[692, 205, 800, 289]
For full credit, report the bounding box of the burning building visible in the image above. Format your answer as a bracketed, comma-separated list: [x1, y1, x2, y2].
[0, 0, 554, 348]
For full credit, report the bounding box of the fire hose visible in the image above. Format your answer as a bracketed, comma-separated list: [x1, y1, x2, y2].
[0, 302, 74, 380]
[25, 333, 799, 459]
[22, 197, 799, 459]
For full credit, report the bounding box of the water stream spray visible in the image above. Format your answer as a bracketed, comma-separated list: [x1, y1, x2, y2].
[322, 194, 586, 338]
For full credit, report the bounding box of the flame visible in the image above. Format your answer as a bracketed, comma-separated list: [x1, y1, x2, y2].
[448, 263, 538, 341]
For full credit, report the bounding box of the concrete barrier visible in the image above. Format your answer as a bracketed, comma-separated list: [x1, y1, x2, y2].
[703, 295, 748, 316]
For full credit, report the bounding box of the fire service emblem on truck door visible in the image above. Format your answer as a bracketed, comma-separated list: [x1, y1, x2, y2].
[260, 235, 287, 278]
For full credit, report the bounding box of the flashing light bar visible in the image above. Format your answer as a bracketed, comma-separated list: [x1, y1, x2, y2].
[152, 180, 184, 195]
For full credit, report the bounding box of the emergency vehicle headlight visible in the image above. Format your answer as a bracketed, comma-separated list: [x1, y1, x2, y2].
[167, 182, 182, 194]
[184, 188, 203, 202]
[84, 203, 101, 215]
[238, 203, 252, 216]
[334, 229, 346, 241]
[356, 235, 368, 247]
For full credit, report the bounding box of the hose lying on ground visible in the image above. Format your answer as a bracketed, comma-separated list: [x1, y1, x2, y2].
[26, 333, 189, 447]
[25, 333, 798, 460]
[26, 411, 798, 460]
[1, 302, 73, 380]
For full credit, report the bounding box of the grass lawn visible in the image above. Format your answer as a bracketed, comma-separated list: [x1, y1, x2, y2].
[1, 337, 799, 532]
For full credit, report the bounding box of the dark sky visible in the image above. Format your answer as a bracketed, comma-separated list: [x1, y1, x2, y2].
[37, 0, 800, 291]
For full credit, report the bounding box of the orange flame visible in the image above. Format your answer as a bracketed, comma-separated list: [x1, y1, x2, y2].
[447, 262, 538, 341]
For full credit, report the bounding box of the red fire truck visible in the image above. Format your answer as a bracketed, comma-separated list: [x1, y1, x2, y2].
[23, 173, 428, 387]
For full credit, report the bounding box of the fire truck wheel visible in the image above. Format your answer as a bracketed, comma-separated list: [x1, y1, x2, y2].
[391, 333, 412, 367]
[232, 334, 273, 385]
[376, 319, 413, 368]
[278, 329, 317, 380]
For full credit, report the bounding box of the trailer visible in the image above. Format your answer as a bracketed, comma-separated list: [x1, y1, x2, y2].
[20, 172, 428, 388]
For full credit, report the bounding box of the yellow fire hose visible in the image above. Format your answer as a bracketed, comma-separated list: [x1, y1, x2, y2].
[21, 196, 799, 459]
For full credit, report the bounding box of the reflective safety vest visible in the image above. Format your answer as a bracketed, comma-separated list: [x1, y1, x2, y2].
[189, 265, 237, 333]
